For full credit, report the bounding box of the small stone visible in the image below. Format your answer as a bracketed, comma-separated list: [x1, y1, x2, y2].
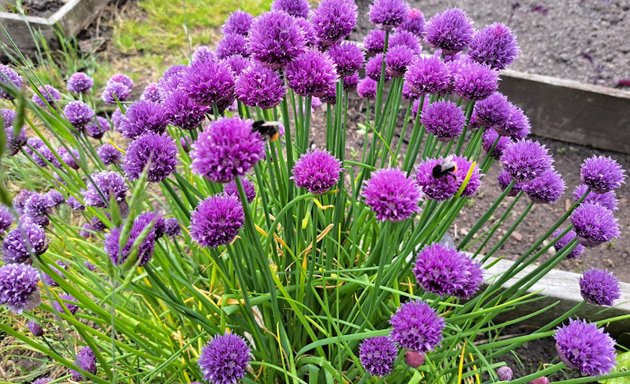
[511, 231, 523, 242]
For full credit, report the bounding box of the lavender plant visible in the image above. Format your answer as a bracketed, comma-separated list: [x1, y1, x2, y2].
[0, 1, 628, 383]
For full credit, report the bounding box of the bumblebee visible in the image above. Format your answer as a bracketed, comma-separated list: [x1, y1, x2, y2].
[252, 120, 280, 142]
[432, 156, 458, 179]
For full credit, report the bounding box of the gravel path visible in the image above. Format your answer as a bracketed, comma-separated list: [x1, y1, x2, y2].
[354, 0, 630, 88]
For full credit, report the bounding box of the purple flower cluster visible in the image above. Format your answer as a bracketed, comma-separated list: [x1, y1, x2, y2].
[71, 347, 97, 380]
[248, 11, 305, 69]
[580, 156, 625, 193]
[570, 202, 620, 247]
[82, 171, 128, 208]
[67, 72, 94, 94]
[390, 30, 421, 54]
[399, 8, 425, 37]
[286, 50, 337, 97]
[183, 60, 235, 108]
[163, 90, 209, 130]
[501, 140, 553, 181]
[0, 206, 13, 234]
[311, 0, 357, 46]
[102, 73, 133, 104]
[390, 300, 444, 352]
[98, 144, 122, 165]
[386, 46, 414, 77]
[2, 221, 48, 263]
[469, 23, 518, 70]
[405, 56, 450, 95]
[425, 8, 473, 55]
[422, 101, 465, 141]
[118, 100, 169, 138]
[223, 11, 253, 36]
[105, 212, 161, 265]
[482, 129, 511, 160]
[552, 229, 585, 259]
[555, 319, 616, 376]
[523, 170, 566, 204]
[369, 0, 408, 30]
[0, 263, 40, 313]
[573, 184, 618, 212]
[198, 333, 250, 384]
[124, 133, 178, 182]
[224, 178, 257, 203]
[190, 195, 244, 248]
[328, 42, 364, 78]
[64, 101, 95, 130]
[363, 29, 386, 55]
[217, 34, 249, 60]
[271, 0, 309, 18]
[32, 85, 61, 108]
[413, 243, 482, 298]
[0, 64, 23, 100]
[362, 168, 421, 221]
[235, 63, 285, 110]
[359, 336, 397, 377]
[580, 268, 620, 306]
[292, 150, 342, 194]
[451, 61, 498, 101]
[366, 54, 390, 82]
[357, 78, 378, 99]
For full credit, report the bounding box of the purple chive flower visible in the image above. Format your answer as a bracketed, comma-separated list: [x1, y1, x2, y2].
[295, 18, 317, 46]
[286, 50, 338, 97]
[109, 73, 134, 88]
[101, 81, 132, 104]
[183, 60, 235, 107]
[497, 103, 531, 139]
[164, 218, 180, 237]
[24, 193, 54, 227]
[41, 260, 67, 287]
[0, 64, 23, 100]
[224, 178, 256, 203]
[32, 378, 51, 384]
[248, 11, 306, 69]
[357, 78, 378, 99]
[0, 206, 13, 233]
[25, 138, 59, 167]
[119, 100, 169, 138]
[0, 263, 40, 313]
[580, 156, 626, 193]
[71, 347, 97, 380]
[217, 34, 249, 60]
[422, 101, 465, 141]
[453, 155, 481, 197]
[223, 11, 253, 36]
[14, 190, 34, 216]
[452, 61, 498, 101]
[311, 0, 358, 46]
[190, 195, 244, 248]
[501, 140, 553, 181]
[425, 8, 473, 54]
[67, 72, 93, 94]
[414, 243, 483, 298]
[82, 171, 128, 208]
[192, 118, 265, 183]
[571, 202, 620, 247]
[272, 0, 309, 18]
[359, 337, 398, 377]
[141, 82, 162, 103]
[4, 126, 27, 156]
[415, 158, 460, 201]
[1, 108, 15, 129]
[124, 133, 178, 182]
[85, 116, 110, 139]
[344, 74, 359, 90]
[222, 55, 250, 78]
[53, 294, 79, 314]
[386, 45, 414, 77]
[555, 319, 616, 376]
[390, 300, 444, 352]
[405, 56, 450, 95]
[328, 42, 364, 77]
[66, 196, 84, 211]
[366, 54, 390, 82]
[105, 213, 159, 265]
[369, 0, 408, 30]
[497, 366, 513, 381]
[32, 85, 61, 108]
[44, 190, 64, 207]
[473, 92, 511, 129]
[28, 320, 44, 337]
[362, 168, 421, 221]
[399, 8, 425, 37]
[58, 147, 80, 170]
[363, 29, 386, 55]
[292, 150, 342, 194]
[574, 184, 618, 212]
[524, 170, 566, 204]
[158, 64, 188, 96]
[580, 269, 620, 306]
[163, 90, 209, 130]
[180, 136, 192, 153]
[320, 85, 337, 105]
[235, 63, 285, 110]
[199, 333, 250, 384]
[98, 144, 122, 165]
[390, 30, 421, 54]
[2, 222, 48, 263]
[64, 101, 94, 129]
[111, 109, 125, 131]
[482, 129, 512, 160]
[469, 23, 518, 70]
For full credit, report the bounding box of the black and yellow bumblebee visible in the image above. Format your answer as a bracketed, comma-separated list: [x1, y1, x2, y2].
[432, 155, 458, 179]
[252, 120, 281, 142]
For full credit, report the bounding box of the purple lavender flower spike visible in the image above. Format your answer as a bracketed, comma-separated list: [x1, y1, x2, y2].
[190, 195, 244, 248]
[0, 263, 40, 313]
[85, 116, 110, 140]
[580, 156, 625, 193]
[482, 129, 512, 160]
[183, 60, 235, 107]
[2, 221, 48, 263]
[469, 23, 519, 70]
[404, 56, 450, 95]
[359, 336, 397, 377]
[425, 8, 473, 55]
[98, 144, 122, 165]
[82, 171, 128, 208]
[328, 42, 364, 78]
[141, 82, 163, 103]
[28, 320, 44, 337]
[311, 0, 357, 46]
[366, 54, 391, 82]
[286, 50, 338, 97]
[386, 45, 414, 77]
[415, 158, 461, 201]
[67, 72, 93, 94]
[191, 118, 265, 183]
[163, 90, 209, 130]
[71, 346, 97, 380]
[580, 268, 620, 306]
[64, 101, 95, 130]
[524, 170, 566, 204]
[0, 64, 23, 100]
[501, 139, 553, 181]
[414, 243, 483, 298]
[390, 30, 421, 54]
[422, 101, 465, 141]
[0, 206, 13, 234]
[124, 133, 178, 182]
[223, 11, 253, 36]
[32, 85, 61, 108]
[555, 319, 616, 376]
[363, 29, 386, 55]
[390, 300, 444, 352]
[248, 11, 305, 69]
[362, 168, 421, 221]
[369, 0, 409, 30]
[119, 100, 169, 138]
[224, 178, 257, 203]
[292, 150, 342, 194]
[235, 63, 285, 110]
[199, 333, 250, 384]
[573, 184, 618, 211]
[272, 0, 309, 18]
[399, 8, 425, 37]
[217, 34, 249, 60]
[571, 202, 620, 247]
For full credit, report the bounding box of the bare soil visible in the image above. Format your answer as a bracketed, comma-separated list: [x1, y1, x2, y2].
[1, 0, 66, 17]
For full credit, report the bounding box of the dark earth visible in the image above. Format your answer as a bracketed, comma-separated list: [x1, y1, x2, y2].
[1, 0, 66, 17]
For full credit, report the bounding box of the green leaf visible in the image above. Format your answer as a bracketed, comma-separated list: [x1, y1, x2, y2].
[600, 351, 630, 383]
